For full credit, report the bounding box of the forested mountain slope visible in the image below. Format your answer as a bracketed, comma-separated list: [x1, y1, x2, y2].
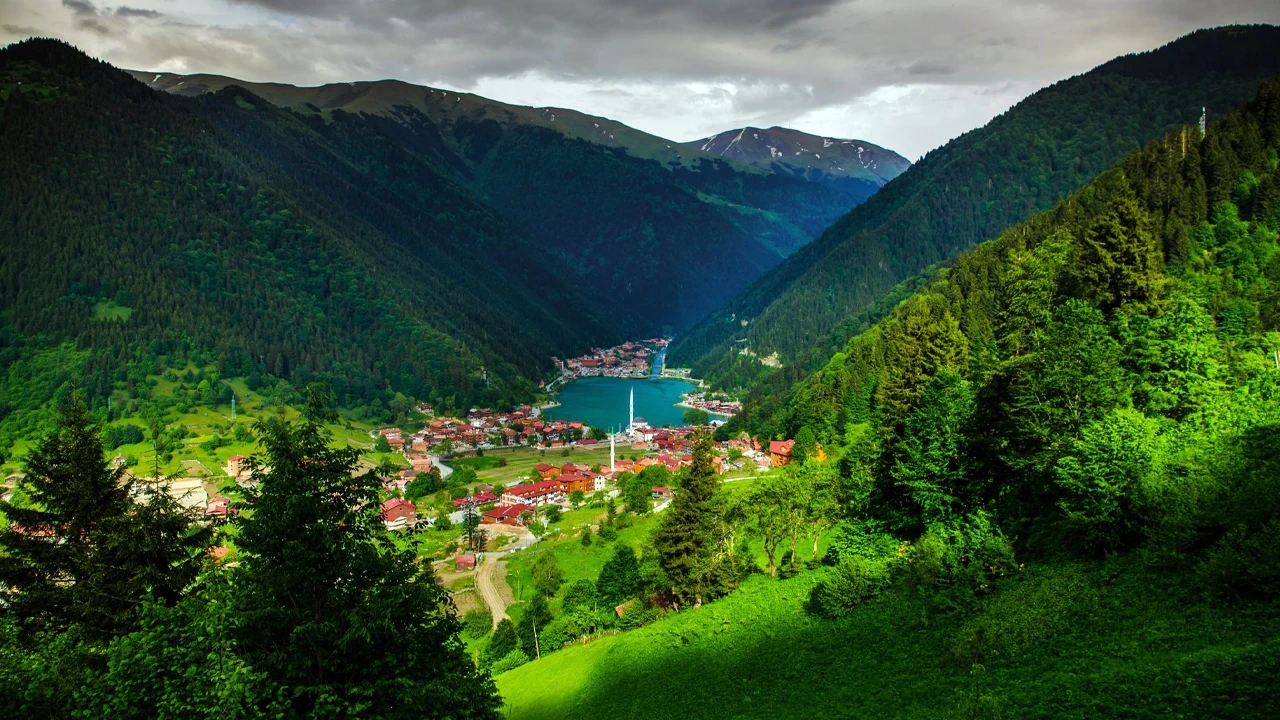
[499, 69, 1280, 720]
[134, 71, 908, 331]
[0, 39, 615, 414]
[671, 25, 1280, 381]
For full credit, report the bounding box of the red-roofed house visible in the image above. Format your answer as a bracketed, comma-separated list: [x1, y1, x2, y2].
[381, 498, 417, 531]
[453, 491, 498, 508]
[484, 503, 534, 526]
[770, 440, 796, 467]
[651, 486, 673, 500]
[455, 553, 477, 571]
[534, 463, 561, 481]
[501, 480, 564, 507]
[205, 496, 237, 519]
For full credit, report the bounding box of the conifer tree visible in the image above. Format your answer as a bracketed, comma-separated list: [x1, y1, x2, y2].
[653, 432, 732, 606]
[231, 385, 500, 718]
[0, 394, 206, 642]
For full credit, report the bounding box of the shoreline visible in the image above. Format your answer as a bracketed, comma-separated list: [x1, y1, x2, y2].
[673, 400, 735, 418]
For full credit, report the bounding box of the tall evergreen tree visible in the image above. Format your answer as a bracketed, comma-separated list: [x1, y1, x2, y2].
[231, 385, 500, 718]
[653, 432, 733, 606]
[0, 394, 206, 642]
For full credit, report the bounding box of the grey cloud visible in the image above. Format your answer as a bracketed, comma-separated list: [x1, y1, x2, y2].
[115, 7, 162, 18]
[61, 0, 97, 16]
[907, 61, 956, 76]
[7, 0, 1280, 158]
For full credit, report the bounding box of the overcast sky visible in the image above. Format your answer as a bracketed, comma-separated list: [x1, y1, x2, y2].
[3, 1, 1279, 159]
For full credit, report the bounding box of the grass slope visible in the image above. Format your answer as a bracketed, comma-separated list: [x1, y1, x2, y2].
[497, 558, 1280, 719]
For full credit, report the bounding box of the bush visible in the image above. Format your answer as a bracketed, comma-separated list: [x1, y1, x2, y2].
[807, 556, 892, 618]
[485, 618, 519, 663]
[598, 525, 618, 542]
[461, 608, 493, 639]
[490, 649, 530, 674]
[102, 423, 145, 449]
[901, 512, 1015, 592]
[532, 554, 565, 597]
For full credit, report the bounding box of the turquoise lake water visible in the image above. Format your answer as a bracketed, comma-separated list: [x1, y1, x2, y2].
[542, 377, 696, 430]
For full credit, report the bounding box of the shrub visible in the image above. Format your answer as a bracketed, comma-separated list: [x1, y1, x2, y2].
[490, 649, 530, 674]
[598, 525, 618, 542]
[807, 556, 892, 618]
[461, 608, 492, 639]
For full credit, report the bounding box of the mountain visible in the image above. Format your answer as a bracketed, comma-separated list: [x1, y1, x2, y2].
[500, 68, 1280, 720]
[131, 72, 908, 331]
[0, 38, 617, 418]
[669, 24, 1280, 384]
[684, 126, 910, 196]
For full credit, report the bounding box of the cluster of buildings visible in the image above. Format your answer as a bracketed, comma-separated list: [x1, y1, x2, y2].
[556, 339, 669, 380]
[679, 391, 743, 417]
[386, 406, 596, 459]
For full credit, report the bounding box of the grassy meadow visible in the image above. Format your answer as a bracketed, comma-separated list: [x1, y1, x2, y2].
[497, 557, 1280, 719]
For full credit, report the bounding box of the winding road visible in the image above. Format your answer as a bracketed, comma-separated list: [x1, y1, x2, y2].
[475, 554, 509, 629]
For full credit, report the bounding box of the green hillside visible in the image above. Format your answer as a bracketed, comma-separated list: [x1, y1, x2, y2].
[490, 69, 1280, 719]
[133, 70, 906, 330]
[0, 39, 616, 434]
[671, 25, 1280, 386]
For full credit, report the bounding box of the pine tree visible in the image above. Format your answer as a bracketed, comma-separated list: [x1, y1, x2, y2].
[231, 385, 500, 717]
[1072, 176, 1165, 311]
[0, 394, 206, 642]
[653, 432, 732, 606]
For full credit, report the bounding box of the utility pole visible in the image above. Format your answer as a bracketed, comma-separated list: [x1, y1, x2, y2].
[532, 616, 541, 660]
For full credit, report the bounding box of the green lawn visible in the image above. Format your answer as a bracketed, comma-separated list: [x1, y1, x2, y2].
[497, 557, 1280, 719]
[503, 510, 661, 614]
[466, 445, 618, 485]
[92, 300, 133, 322]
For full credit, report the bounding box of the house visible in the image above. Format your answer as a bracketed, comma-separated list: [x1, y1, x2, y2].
[381, 498, 417, 531]
[534, 462, 561, 481]
[227, 455, 249, 476]
[594, 474, 608, 492]
[559, 472, 595, 495]
[651, 486, 673, 500]
[770, 440, 796, 467]
[455, 553, 477, 571]
[483, 503, 534, 526]
[501, 480, 564, 508]
[205, 496, 237, 519]
[452, 491, 498, 508]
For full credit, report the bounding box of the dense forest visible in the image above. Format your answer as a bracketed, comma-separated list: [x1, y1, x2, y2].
[752, 71, 1280, 566]
[140, 70, 905, 331]
[492, 70, 1280, 720]
[0, 39, 618, 427]
[671, 25, 1280, 390]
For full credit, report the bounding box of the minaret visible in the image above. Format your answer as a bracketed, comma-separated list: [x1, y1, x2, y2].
[1198, 107, 1206, 138]
[629, 387, 634, 431]
[610, 428, 616, 473]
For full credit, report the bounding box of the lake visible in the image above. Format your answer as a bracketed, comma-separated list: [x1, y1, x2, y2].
[542, 376, 696, 430]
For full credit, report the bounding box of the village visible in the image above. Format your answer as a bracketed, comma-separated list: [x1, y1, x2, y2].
[554, 338, 669, 380]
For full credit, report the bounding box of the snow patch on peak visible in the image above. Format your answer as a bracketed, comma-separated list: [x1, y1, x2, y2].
[769, 146, 782, 158]
[152, 74, 161, 84]
[822, 138, 833, 148]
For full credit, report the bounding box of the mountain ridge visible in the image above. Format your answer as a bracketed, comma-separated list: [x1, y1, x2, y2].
[684, 125, 910, 192]
[130, 68, 910, 331]
[669, 24, 1280, 386]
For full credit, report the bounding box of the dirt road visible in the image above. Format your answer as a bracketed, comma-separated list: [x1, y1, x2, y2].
[475, 554, 509, 629]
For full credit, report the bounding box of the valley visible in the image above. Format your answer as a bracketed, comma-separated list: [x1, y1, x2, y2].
[3, 16, 1280, 720]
